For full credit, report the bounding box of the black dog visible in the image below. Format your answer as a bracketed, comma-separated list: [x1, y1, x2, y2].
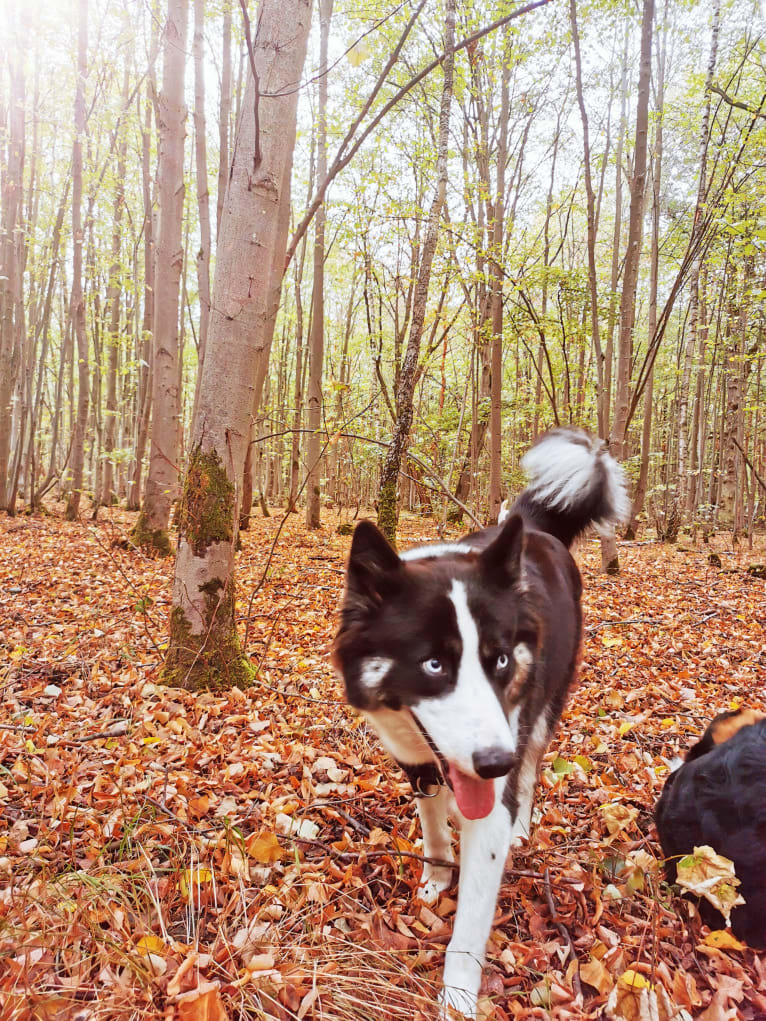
[655, 707, 766, 947]
[332, 428, 628, 1016]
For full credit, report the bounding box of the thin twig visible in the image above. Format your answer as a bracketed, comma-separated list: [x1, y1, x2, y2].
[544, 866, 582, 1000]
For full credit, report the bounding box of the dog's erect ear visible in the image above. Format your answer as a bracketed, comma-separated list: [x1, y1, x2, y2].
[479, 513, 525, 586]
[344, 520, 401, 609]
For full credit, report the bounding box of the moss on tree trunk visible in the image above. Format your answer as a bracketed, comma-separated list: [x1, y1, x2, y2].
[161, 578, 254, 692]
[377, 476, 399, 544]
[160, 445, 254, 691]
[130, 511, 173, 556]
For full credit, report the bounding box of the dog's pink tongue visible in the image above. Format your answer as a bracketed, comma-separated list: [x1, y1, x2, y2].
[448, 764, 495, 819]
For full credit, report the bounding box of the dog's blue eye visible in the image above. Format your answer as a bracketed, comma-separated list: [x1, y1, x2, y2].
[422, 658, 444, 676]
[496, 653, 509, 670]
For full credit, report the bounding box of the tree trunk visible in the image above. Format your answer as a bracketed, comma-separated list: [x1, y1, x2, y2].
[604, 24, 630, 424]
[161, 0, 311, 691]
[99, 69, 130, 509]
[628, 0, 668, 536]
[488, 32, 510, 523]
[305, 0, 334, 529]
[193, 0, 212, 388]
[287, 232, 309, 512]
[216, 2, 232, 243]
[610, 0, 654, 459]
[377, 0, 455, 543]
[602, 0, 653, 569]
[128, 79, 157, 510]
[64, 0, 89, 521]
[133, 0, 188, 552]
[676, 0, 720, 516]
[0, 22, 26, 511]
[569, 0, 606, 437]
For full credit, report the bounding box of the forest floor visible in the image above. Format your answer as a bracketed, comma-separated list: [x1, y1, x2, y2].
[1, 506, 765, 1021]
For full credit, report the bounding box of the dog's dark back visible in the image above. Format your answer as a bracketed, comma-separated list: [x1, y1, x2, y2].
[655, 715, 766, 947]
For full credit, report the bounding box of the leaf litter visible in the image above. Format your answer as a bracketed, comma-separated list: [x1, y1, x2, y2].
[1, 510, 765, 1019]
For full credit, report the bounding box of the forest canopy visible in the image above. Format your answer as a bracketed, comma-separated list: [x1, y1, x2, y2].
[1, 0, 764, 549]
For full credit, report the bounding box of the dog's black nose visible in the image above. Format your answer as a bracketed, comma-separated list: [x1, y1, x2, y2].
[473, 747, 515, 779]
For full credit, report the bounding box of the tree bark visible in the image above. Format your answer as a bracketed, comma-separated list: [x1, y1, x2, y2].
[628, 0, 668, 536]
[488, 32, 510, 522]
[134, 0, 188, 552]
[64, 0, 89, 521]
[569, 0, 606, 437]
[128, 77, 158, 510]
[0, 20, 26, 511]
[601, 0, 653, 570]
[193, 0, 212, 389]
[99, 69, 130, 509]
[216, 2, 232, 243]
[676, 0, 720, 516]
[609, 0, 654, 460]
[305, 0, 334, 529]
[162, 0, 311, 691]
[377, 0, 456, 543]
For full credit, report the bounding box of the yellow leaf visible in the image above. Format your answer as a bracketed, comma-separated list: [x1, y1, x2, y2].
[142, 736, 161, 745]
[180, 867, 213, 900]
[601, 634, 624, 648]
[618, 720, 635, 737]
[660, 717, 675, 728]
[729, 699, 741, 710]
[347, 39, 371, 67]
[701, 929, 747, 951]
[619, 969, 653, 990]
[136, 934, 166, 956]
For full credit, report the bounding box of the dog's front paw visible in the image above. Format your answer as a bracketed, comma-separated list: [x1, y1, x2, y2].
[440, 952, 481, 1019]
[418, 861, 453, 905]
[439, 982, 477, 1019]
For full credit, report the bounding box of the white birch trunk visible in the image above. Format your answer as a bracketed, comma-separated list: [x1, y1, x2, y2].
[163, 0, 311, 691]
[134, 0, 188, 551]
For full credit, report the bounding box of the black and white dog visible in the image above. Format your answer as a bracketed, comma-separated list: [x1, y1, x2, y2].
[332, 428, 628, 1016]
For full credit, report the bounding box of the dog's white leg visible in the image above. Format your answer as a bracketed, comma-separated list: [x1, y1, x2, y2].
[417, 786, 455, 904]
[510, 715, 550, 848]
[440, 785, 511, 1019]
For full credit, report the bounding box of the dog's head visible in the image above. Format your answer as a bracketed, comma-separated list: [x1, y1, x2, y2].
[332, 516, 537, 819]
[685, 707, 766, 762]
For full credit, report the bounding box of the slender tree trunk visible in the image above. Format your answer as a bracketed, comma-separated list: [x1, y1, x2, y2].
[569, 0, 605, 437]
[610, 0, 654, 459]
[604, 24, 630, 422]
[488, 33, 510, 522]
[162, 0, 311, 691]
[128, 83, 157, 510]
[99, 69, 130, 509]
[216, 2, 232, 243]
[193, 0, 212, 391]
[377, 0, 455, 542]
[64, 0, 89, 521]
[601, 0, 653, 570]
[629, 0, 667, 536]
[676, 0, 720, 516]
[0, 23, 26, 510]
[287, 234, 309, 512]
[305, 0, 334, 529]
[134, 0, 188, 552]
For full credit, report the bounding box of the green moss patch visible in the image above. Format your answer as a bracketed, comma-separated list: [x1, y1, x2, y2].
[130, 512, 173, 556]
[160, 577, 254, 693]
[177, 446, 236, 557]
